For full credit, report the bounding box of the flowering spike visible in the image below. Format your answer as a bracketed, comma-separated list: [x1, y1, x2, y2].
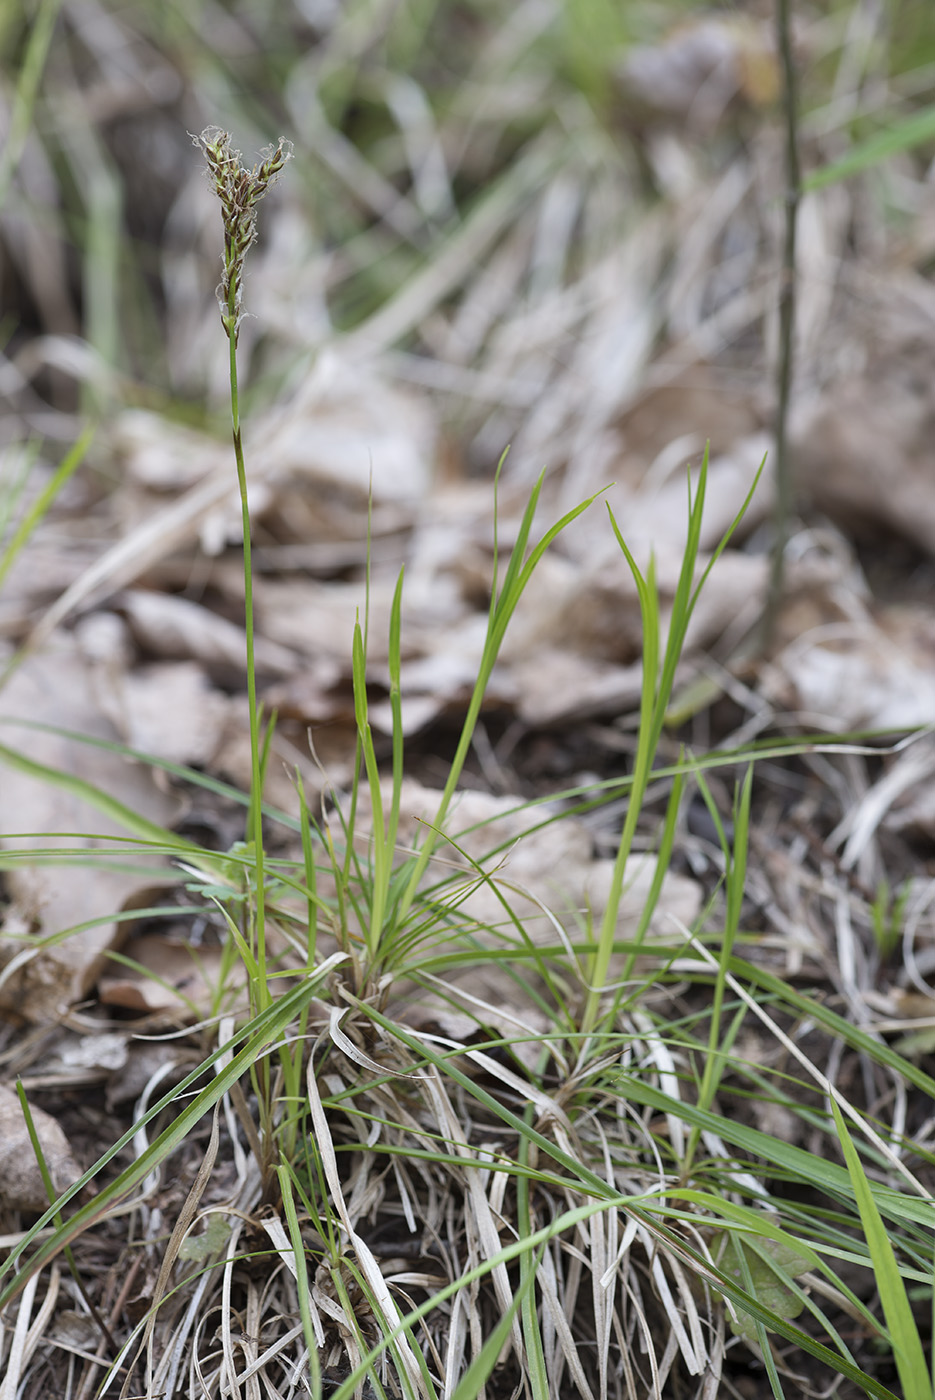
[192, 127, 293, 342]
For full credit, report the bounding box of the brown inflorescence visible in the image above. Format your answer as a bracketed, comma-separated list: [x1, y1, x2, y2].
[193, 126, 292, 342]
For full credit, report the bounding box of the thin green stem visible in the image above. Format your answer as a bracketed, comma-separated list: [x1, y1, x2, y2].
[227, 282, 268, 1011]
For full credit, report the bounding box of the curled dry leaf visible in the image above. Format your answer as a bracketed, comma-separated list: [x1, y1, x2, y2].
[0, 1082, 82, 1212]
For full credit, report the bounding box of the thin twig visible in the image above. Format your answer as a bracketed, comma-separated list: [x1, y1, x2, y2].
[765, 0, 801, 644]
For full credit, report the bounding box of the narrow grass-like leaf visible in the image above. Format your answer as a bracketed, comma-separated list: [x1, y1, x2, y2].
[14, 1078, 109, 1347]
[805, 105, 935, 191]
[583, 450, 764, 1036]
[0, 429, 92, 610]
[0, 954, 345, 1309]
[731, 956, 935, 1104]
[517, 1112, 550, 1400]
[352, 615, 388, 956]
[684, 765, 753, 1174]
[327, 1179, 899, 1400]
[615, 761, 686, 1010]
[0, 0, 64, 209]
[296, 771, 318, 963]
[278, 1163, 323, 1400]
[450, 1246, 541, 1400]
[830, 1097, 930, 1400]
[581, 525, 659, 1033]
[386, 567, 405, 861]
[396, 473, 603, 924]
[618, 1074, 935, 1232]
[728, 1235, 786, 1399]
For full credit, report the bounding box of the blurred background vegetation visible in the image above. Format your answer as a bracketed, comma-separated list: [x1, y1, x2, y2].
[3, 0, 933, 462]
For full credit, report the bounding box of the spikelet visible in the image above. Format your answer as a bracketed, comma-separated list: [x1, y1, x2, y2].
[193, 127, 292, 343]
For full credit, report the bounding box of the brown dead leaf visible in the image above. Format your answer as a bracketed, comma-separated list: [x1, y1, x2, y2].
[768, 601, 935, 732]
[790, 286, 935, 556]
[111, 663, 230, 769]
[0, 1082, 82, 1212]
[0, 637, 177, 1021]
[119, 589, 299, 677]
[97, 932, 236, 1015]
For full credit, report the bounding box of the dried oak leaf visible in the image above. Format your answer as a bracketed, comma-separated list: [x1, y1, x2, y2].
[0, 1082, 82, 1212]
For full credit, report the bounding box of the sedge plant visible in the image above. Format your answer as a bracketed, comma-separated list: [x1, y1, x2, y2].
[194, 125, 292, 1016]
[5, 13, 935, 1396]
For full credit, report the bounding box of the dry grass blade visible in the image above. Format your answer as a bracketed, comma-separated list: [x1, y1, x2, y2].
[261, 1214, 325, 1348]
[304, 1049, 425, 1396]
[681, 928, 930, 1198]
[130, 1104, 222, 1397]
[0, 1267, 58, 1400]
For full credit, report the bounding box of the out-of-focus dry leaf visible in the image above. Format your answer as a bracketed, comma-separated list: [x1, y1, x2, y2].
[264, 661, 348, 724]
[117, 350, 434, 506]
[74, 617, 232, 766]
[207, 712, 317, 814]
[791, 291, 935, 556]
[0, 637, 176, 1021]
[117, 663, 230, 768]
[119, 589, 299, 677]
[510, 649, 644, 728]
[614, 367, 761, 483]
[45, 1031, 129, 1078]
[256, 577, 396, 663]
[0, 1082, 82, 1212]
[116, 409, 228, 492]
[827, 738, 935, 872]
[372, 616, 516, 735]
[561, 434, 772, 568]
[259, 349, 435, 501]
[585, 854, 702, 940]
[97, 933, 235, 1014]
[499, 542, 766, 727]
[768, 601, 935, 732]
[36, 357, 434, 642]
